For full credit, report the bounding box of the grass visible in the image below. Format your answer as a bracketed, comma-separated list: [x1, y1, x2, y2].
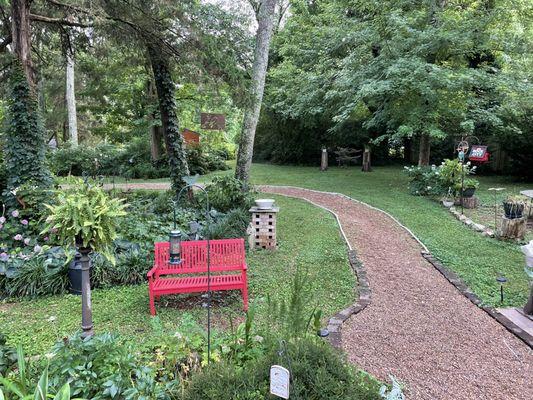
[245, 164, 531, 308]
[0, 194, 354, 355]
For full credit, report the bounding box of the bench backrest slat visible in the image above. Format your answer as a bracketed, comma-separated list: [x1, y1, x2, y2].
[154, 238, 245, 274]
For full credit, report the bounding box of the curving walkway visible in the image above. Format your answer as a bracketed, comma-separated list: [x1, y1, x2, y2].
[261, 186, 533, 400]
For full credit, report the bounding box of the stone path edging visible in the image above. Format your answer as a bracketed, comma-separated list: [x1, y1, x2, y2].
[422, 252, 533, 349]
[261, 185, 532, 350]
[257, 186, 371, 348]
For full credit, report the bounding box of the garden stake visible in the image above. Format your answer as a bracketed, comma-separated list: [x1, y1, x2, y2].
[496, 276, 507, 303]
[176, 183, 211, 364]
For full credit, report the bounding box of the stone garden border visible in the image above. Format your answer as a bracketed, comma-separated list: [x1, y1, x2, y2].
[422, 252, 533, 349]
[262, 185, 532, 350]
[447, 206, 496, 238]
[258, 186, 372, 349]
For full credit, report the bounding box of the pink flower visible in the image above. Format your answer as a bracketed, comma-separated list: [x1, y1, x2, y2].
[21, 219, 29, 226]
[11, 210, 19, 218]
[24, 238, 30, 245]
[14, 234, 23, 241]
[33, 245, 42, 253]
[44, 236, 49, 242]
[0, 216, 5, 224]
[0, 253, 8, 262]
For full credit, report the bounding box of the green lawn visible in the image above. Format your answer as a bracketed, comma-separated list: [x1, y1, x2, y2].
[246, 164, 530, 308]
[0, 194, 354, 355]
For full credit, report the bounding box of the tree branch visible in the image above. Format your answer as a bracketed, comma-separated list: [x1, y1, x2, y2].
[29, 14, 93, 27]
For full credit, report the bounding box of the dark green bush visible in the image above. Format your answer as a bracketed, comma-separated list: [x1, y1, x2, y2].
[180, 339, 382, 400]
[204, 208, 249, 240]
[202, 176, 254, 213]
[48, 138, 229, 179]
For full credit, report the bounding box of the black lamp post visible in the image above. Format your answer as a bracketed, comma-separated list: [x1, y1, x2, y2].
[174, 183, 212, 364]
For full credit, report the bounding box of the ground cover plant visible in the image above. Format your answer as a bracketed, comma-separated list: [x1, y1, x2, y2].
[0, 194, 354, 355]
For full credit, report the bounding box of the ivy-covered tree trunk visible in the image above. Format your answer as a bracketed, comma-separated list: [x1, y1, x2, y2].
[5, 63, 52, 193]
[147, 45, 189, 191]
[235, 0, 277, 183]
[11, 0, 34, 88]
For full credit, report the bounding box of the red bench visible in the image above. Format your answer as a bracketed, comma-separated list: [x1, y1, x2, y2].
[147, 238, 248, 315]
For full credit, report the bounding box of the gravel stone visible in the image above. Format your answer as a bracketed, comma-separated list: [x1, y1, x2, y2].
[262, 186, 533, 400]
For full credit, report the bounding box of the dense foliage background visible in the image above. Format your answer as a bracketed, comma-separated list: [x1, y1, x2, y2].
[254, 0, 532, 178]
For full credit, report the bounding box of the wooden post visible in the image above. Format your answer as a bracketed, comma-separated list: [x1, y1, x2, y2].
[499, 217, 527, 240]
[524, 285, 533, 315]
[320, 148, 328, 171]
[361, 145, 372, 172]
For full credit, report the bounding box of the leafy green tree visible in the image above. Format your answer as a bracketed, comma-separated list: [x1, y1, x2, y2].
[263, 0, 532, 168]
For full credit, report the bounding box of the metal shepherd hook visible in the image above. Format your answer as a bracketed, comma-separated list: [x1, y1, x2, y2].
[176, 183, 212, 364]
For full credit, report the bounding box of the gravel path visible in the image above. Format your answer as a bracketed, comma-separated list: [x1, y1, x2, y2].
[261, 186, 533, 400]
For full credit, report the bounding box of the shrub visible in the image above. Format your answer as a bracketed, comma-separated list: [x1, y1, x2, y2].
[180, 339, 382, 400]
[186, 145, 229, 176]
[403, 165, 443, 196]
[202, 176, 254, 213]
[48, 138, 229, 180]
[204, 209, 249, 240]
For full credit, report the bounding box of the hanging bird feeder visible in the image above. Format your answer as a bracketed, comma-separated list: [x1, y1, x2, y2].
[469, 145, 490, 163]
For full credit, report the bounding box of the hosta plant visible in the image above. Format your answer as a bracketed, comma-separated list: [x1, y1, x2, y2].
[42, 178, 127, 262]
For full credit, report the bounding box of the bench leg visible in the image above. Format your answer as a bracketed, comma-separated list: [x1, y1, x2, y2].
[242, 285, 249, 311]
[149, 291, 156, 316]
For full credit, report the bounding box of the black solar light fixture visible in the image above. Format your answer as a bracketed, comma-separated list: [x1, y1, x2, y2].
[496, 276, 507, 303]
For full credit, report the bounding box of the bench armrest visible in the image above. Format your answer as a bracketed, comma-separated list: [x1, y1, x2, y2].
[147, 265, 158, 280]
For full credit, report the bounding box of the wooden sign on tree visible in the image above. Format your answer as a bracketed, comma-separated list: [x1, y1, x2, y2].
[201, 113, 226, 130]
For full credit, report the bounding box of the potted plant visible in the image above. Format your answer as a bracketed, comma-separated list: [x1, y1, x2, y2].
[455, 178, 479, 198]
[42, 178, 127, 293]
[503, 195, 527, 219]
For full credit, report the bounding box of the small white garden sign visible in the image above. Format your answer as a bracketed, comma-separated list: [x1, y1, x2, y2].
[270, 365, 290, 399]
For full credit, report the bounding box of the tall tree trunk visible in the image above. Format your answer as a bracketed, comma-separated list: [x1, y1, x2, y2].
[147, 44, 189, 191]
[418, 134, 431, 166]
[11, 0, 34, 89]
[147, 79, 163, 161]
[65, 31, 79, 146]
[235, 0, 277, 183]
